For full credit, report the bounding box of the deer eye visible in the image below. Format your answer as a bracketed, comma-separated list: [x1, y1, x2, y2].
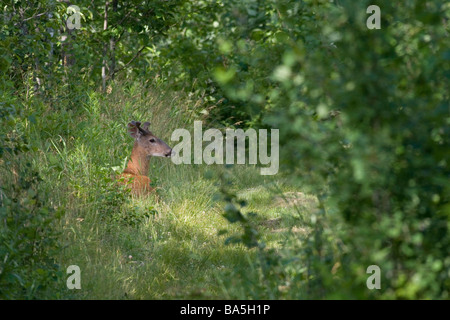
[149, 138, 156, 143]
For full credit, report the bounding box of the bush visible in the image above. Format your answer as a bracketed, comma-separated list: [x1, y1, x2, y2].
[214, 0, 449, 299]
[0, 131, 64, 299]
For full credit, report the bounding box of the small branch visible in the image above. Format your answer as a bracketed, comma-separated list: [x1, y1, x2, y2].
[108, 45, 146, 79]
[14, 11, 48, 26]
[112, 11, 132, 28]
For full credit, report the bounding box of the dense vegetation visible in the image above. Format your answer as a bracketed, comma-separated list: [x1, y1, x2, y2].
[1, 0, 449, 299]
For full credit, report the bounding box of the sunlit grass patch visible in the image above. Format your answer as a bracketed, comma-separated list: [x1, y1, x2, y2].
[12, 80, 315, 299]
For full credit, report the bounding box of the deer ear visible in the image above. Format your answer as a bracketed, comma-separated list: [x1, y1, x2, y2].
[128, 121, 142, 138]
[142, 122, 150, 131]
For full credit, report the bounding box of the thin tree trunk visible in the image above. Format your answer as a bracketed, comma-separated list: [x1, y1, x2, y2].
[61, 1, 75, 71]
[110, 0, 118, 81]
[18, 7, 31, 99]
[102, 1, 109, 92]
[33, 23, 42, 95]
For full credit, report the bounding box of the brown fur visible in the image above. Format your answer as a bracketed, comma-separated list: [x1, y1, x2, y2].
[118, 121, 172, 196]
[118, 173, 153, 195]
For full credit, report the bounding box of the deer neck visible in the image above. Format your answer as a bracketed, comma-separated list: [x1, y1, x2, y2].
[124, 142, 151, 176]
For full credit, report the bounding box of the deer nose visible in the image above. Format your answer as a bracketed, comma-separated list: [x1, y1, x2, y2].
[165, 149, 172, 157]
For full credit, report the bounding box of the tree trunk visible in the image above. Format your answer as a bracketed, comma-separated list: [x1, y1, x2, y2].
[102, 1, 109, 92]
[110, 0, 118, 81]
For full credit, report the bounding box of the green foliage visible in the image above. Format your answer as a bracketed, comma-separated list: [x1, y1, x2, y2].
[108, 204, 158, 228]
[214, 168, 263, 250]
[99, 175, 158, 227]
[0, 126, 63, 299]
[0, 0, 448, 300]
[1, 83, 65, 299]
[212, 0, 450, 299]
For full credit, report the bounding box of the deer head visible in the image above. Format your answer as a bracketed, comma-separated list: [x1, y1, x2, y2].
[127, 121, 172, 158]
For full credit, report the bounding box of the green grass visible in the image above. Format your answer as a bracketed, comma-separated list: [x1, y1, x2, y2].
[15, 81, 315, 299]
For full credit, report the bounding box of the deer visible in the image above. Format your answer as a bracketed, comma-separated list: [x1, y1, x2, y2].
[118, 121, 172, 195]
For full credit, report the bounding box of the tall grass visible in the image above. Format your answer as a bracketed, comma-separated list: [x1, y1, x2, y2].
[2, 80, 312, 299]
